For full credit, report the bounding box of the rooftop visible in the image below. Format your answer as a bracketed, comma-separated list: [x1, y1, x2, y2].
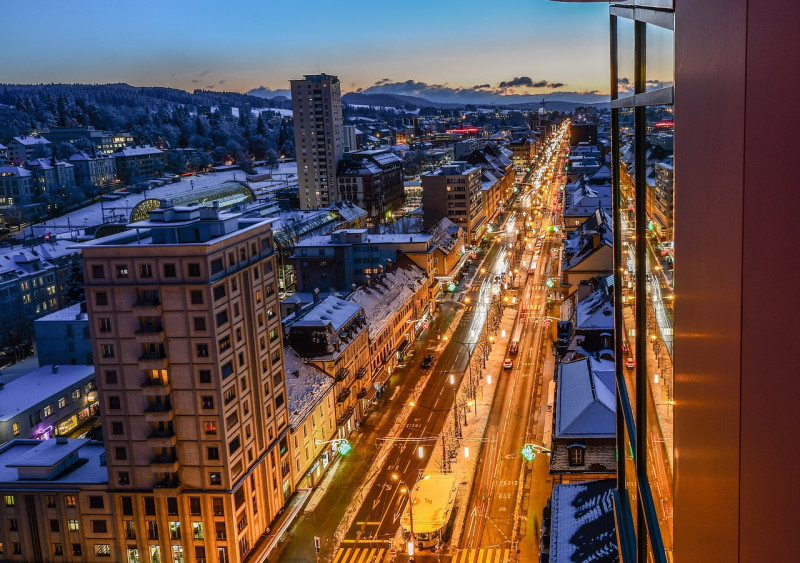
[289, 295, 362, 333]
[34, 302, 87, 323]
[284, 347, 334, 429]
[556, 357, 615, 438]
[549, 479, 618, 563]
[0, 439, 108, 485]
[0, 364, 95, 422]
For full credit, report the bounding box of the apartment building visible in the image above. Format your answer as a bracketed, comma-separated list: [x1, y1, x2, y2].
[80, 202, 289, 562]
[336, 149, 404, 224]
[421, 162, 485, 243]
[290, 74, 345, 210]
[6, 136, 51, 167]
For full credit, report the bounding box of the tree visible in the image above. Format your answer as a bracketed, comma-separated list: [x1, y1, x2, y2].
[61, 256, 85, 306]
[166, 151, 187, 174]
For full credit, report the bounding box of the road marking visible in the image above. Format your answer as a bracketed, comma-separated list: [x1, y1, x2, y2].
[355, 521, 381, 526]
[332, 547, 387, 563]
[451, 548, 511, 563]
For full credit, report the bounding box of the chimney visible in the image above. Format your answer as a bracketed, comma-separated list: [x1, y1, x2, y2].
[313, 288, 320, 303]
[56, 436, 68, 444]
[52, 365, 59, 374]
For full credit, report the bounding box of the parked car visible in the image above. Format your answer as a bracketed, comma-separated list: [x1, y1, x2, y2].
[421, 354, 434, 369]
[626, 358, 635, 370]
[622, 342, 630, 354]
[503, 359, 513, 370]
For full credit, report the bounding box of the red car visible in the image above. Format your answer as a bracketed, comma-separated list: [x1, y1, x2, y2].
[503, 359, 513, 370]
[625, 358, 635, 370]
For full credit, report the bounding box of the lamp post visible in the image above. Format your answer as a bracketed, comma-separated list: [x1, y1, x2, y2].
[443, 336, 478, 414]
[393, 472, 431, 559]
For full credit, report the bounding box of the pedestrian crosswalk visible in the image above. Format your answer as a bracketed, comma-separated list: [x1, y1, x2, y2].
[450, 548, 512, 563]
[332, 546, 387, 563]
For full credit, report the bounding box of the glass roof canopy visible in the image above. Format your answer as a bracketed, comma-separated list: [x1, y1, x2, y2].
[130, 181, 256, 223]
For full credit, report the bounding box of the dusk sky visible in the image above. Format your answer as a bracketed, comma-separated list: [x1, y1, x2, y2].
[1, 0, 609, 103]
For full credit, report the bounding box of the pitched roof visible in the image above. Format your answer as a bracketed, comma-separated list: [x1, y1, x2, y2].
[549, 479, 618, 563]
[556, 357, 615, 437]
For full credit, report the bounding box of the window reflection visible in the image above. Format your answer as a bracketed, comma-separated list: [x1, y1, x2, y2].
[617, 108, 636, 413]
[646, 24, 674, 91]
[616, 17, 635, 97]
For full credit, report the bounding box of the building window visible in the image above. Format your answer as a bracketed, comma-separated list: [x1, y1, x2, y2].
[147, 521, 158, 540]
[124, 520, 136, 539]
[53, 543, 63, 557]
[94, 544, 111, 557]
[194, 317, 206, 331]
[99, 318, 111, 332]
[91, 520, 108, 533]
[196, 343, 209, 357]
[140, 264, 153, 278]
[211, 258, 224, 274]
[190, 497, 201, 516]
[201, 396, 214, 409]
[169, 521, 181, 540]
[114, 447, 127, 460]
[212, 497, 224, 516]
[205, 421, 217, 435]
[71, 544, 81, 557]
[190, 290, 203, 304]
[91, 265, 104, 279]
[188, 263, 201, 277]
[207, 447, 220, 461]
[143, 497, 155, 516]
[117, 472, 129, 485]
[111, 422, 123, 435]
[192, 521, 204, 540]
[120, 496, 133, 516]
[43, 404, 54, 417]
[50, 519, 60, 532]
[567, 445, 585, 466]
[95, 291, 108, 306]
[213, 284, 226, 300]
[71, 389, 81, 401]
[58, 396, 67, 409]
[88, 496, 104, 509]
[102, 344, 114, 358]
[64, 495, 76, 507]
[115, 265, 128, 279]
[199, 369, 212, 384]
[216, 310, 229, 327]
[12, 423, 18, 436]
[210, 472, 222, 485]
[68, 519, 79, 532]
[105, 370, 117, 384]
[108, 396, 121, 410]
[163, 264, 177, 278]
[45, 495, 56, 507]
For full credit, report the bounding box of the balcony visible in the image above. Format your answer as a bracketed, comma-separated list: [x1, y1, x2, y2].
[147, 428, 177, 447]
[132, 300, 162, 316]
[135, 327, 165, 344]
[336, 405, 355, 428]
[138, 351, 168, 370]
[355, 367, 367, 380]
[336, 388, 351, 404]
[153, 476, 182, 497]
[335, 367, 349, 382]
[356, 389, 367, 400]
[144, 402, 174, 423]
[141, 378, 170, 397]
[150, 454, 179, 472]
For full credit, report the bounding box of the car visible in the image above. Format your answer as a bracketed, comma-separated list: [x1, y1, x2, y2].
[622, 342, 630, 354]
[503, 359, 513, 370]
[625, 358, 635, 370]
[421, 354, 434, 369]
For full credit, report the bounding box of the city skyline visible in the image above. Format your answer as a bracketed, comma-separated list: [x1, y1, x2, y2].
[0, 0, 609, 104]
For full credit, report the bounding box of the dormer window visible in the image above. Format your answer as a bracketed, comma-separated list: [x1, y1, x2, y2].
[567, 444, 586, 466]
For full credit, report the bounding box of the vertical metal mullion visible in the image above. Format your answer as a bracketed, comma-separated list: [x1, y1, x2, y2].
[634, 17, 648, 563]
[610, 13, 627, 499]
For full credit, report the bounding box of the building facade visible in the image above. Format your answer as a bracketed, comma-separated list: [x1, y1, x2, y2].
[80, 203, 290, 562]
[290, 74, 345, 210]
[421, 162, 485, 243]
[68, 152, 118, 191]
[34, 303, 93, 367]
[111, 146, 165, 183]
[6, 136, 51, 167]
[336, 149, 404, 224]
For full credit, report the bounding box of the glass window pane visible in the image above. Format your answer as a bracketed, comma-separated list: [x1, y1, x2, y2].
[644, 105, 674, 552]
[646, 24, 674, 91]
[616, 17, 636, 98]
[617, 107, 637, 415]
[623, 419, 638, 538]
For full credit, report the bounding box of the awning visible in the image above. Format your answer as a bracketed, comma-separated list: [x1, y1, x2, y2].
[396, 338, 410, 355]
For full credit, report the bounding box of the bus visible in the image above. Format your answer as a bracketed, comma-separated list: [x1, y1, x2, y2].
[401, 474, 457, 550]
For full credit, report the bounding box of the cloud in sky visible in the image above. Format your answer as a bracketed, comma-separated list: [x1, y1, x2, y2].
[352, 77, 608, 104]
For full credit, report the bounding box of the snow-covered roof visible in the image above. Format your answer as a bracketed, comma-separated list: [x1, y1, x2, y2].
[549, 479, 618, 563]
[112, 145, 164, 157]
[563, 209, 614, 271]
[0, 166, 32, 177]
[347, 263, 427, 339]
[12, 136, 51, 147]
[556, 357, 615, 438]
[0, 439, 108, 485]
[0, 239, 79, 279]
[34, 302, 87, 323]
[576, 287, 614, 331]
[284, 347, 334, 430]
[289, 295, 362, 333]
[0, 364, 94, 422]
